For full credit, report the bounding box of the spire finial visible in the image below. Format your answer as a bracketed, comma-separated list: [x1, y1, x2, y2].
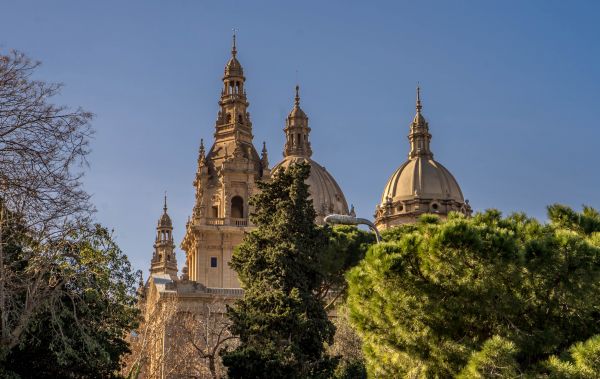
[416, 84, 422, 113]
[163, 192, 168, 213]
[262, 141, 267, 154]
[199, 138, 205, 155]
[295, 85, 300, 106]
[231, 28, 238, 57]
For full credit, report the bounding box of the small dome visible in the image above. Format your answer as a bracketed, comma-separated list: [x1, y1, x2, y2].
[272, 156, 349, 223]
[288, 85, 307, 119]
[158, 211, 172, 228]
[158, 196, 172, 228]
[288, 105, 307, 119]
[381, 157, 464, 204]
[224, 56, 244, 77]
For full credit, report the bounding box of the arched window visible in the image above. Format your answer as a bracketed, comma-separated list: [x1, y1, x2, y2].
[231, 196, 244, 218]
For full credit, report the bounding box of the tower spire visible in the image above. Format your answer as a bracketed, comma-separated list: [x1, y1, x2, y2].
[199, 138, 205, 156]
[231, 28, 237, 57]
[416, 84, 422, 113]
[295, 85, 300, 106]
[163, 192, 167, 213]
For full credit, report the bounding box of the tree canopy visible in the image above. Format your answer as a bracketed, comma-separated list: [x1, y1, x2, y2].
[347, 206, 600, 378]
[1, 220, 139, 378]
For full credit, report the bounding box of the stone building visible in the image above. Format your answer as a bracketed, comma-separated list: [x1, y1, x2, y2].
[137, 36, 471, 378]
[137, 36, 351, 378]
[374, 87, 471, 230]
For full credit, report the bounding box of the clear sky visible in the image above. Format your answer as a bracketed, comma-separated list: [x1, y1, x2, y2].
[2, 0, 599, 275]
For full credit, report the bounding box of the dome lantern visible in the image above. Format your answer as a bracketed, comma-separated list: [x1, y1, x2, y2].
[273, 85, 349, 224]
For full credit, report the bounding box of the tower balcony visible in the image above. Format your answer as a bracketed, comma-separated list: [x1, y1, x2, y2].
[205, 217, 248, 227]
[206, 217, 225, 226]
[231, 218, 248, 226]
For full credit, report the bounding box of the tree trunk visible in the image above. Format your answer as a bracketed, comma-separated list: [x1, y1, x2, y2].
[208, 356, 218, 379]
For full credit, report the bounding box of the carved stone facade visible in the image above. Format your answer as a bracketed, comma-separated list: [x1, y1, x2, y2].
[374, 87, 472, 230]
[180, 36, 269, 289]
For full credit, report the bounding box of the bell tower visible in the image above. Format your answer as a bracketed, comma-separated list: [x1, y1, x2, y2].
[150, 195, 178, 280]
[283, 85, 312, 158]
[212, 32, 255, 155]
[182, 34, 268, 288]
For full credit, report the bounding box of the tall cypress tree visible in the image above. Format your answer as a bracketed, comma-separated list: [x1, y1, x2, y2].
[222, 162, 336, 379]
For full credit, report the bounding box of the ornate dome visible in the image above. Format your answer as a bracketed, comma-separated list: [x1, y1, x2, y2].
[272, 156, 349, 222]
[272, 86, 349, 223]
[375, 88, 471, 229]
[381, 158, 464, 203]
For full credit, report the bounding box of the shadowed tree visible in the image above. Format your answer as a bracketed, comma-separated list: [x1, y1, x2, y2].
[222, 162, 336, 379]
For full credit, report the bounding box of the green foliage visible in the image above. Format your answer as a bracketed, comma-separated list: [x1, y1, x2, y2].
[222, 162, 337, 379]
[318, 225, 374, 301]
[347, 206, 600, 378]
[545, 335, 600, 378]
[333, 359, 367, 379]
[457, 336, 520, 379]
[2, 223, 140, 378]
[328, 305, 367, 379]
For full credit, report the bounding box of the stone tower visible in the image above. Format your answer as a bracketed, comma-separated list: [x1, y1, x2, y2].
[375, 87, 471, 229]
[150, 195, 178, 280]
[272, 86, 349, 223]
[181, 35, 269, 288]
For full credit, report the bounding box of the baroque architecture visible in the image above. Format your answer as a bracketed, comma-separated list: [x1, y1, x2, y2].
[374, 87, 471, 229]
[272, 85, 349, 224]
[137, 36, 353, 377]
[180, 35, 269, 288]
[137, 36, 472, 378]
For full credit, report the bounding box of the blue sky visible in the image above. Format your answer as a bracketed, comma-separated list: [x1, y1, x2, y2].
[2, 0, 599, 275]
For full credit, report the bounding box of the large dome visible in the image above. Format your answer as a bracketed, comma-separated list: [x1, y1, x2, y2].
[381, 157, 464, 203]
[375, 88, 471, 229]
[272, 156, 349, 223]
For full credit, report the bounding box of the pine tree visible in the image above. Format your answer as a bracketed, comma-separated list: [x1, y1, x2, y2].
[222, 162, 336, 379]
[347, 206, 600, 378]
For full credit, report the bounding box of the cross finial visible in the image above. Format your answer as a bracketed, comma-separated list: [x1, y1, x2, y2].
[231, 28, 238, 57]
[416, 83, 422, 113]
